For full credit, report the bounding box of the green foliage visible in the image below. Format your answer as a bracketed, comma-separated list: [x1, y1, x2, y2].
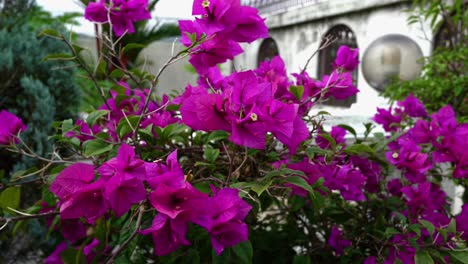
[0, 2, 81, 262]
[0, 10, 82, 173]
[384, 46, 468, 120]
[384, 0, 468, 121]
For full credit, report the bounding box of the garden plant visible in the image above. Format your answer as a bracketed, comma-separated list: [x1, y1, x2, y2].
[0, 0, 467, 263]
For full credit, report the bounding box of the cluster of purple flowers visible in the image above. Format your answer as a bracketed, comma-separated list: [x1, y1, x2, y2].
[373, 95, 468, 182]
[47, 143, 251, 259]
[66, 82, 179, 144]
[84, 0, 151, 36]
[369, 96, 468, 263]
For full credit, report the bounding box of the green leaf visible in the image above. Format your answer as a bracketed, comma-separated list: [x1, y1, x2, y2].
[419, 220, 435, 237]
[110, 69, 125, 79]
[82, 139, 113, 157]
[122, 43, 147, 55]
[166, 104, 180, 111]
[289, 85, 304, 101]
[212, 247, 232, 264]
[251, 180, 273, 196]
[344, 144, 376, 155]
[317, 111, 331, 116]
[86, 110, 109, 126]
[450, 251, 468, 264]
[337, 124, 357, 138]
[317, 133, 336, 150]
[312, 190, 325, 210]
[232, 241, 253, 264]
[116, 116, 140, 138]
[204, 147, 220, 163]
[60, 247, 86, 264]
[37, 28, 62, 38]
[448, 218, 457, 234]
[415, 251, 434, 264]
[305, 146, 329, 158]
[61, 118, 74, 134]
[0, 187, 21, 210]
[409, 224, 421, 237]
[283, 176, 313, 193]
[41, 53, 75, 62]
[72, 44, 85, 54]
[293, 255, 311, 264]
[384, 227, 400, 238]
[96, 60, 107, 76]
[207, 131, 230, 142]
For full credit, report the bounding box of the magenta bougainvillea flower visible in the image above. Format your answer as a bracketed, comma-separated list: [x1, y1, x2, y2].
[328, 226, 351, 256]
[149, 183, 212, 229]
[179, 88, 230, 132]
[61, 219, 87, 243]
[408, 119, 433, 144]
[372, 107, 402, 132]
[0, 110, 27, 145]
[83, 238, 101, 262]
[333, 45, 359, 71]
[192, 0, 268, 43]
[397, 94, 427, 118]
[59, 180, 109, 223]
[189, 36, 243, 74]
[316, 126, 347, 150]
[65, 119, 101, 144]
[401, 182, 446, 216]
[180, 0, 267, 74]
[209, 188, 252, 255]
[146, 150, 187, 190]
[385, 234, 417, 264]
[386, 138, 431, 182]
[84, 0, 151, 36]
[278, 158, 323, 197]
[44, 241, 68, 264]
[456, 205, 468, 240]
[387, 179, 403, 197]
[140, 213, 191, 256]
[350, 156, 382, 193]
[179, 69, 309, 152]
[323, 164, 366, 201]
[98, 143, 146, 180]
[50, 163, 96, 199]
[256, 56, 290, 98]
[317, 71, 359, 100]
[104, 172, 146, 217]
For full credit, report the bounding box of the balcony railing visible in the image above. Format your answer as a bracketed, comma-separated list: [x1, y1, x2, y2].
[241, 0, 323, 15]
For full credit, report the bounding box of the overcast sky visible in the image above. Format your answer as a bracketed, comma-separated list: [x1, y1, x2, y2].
[36, 0, 193, 35]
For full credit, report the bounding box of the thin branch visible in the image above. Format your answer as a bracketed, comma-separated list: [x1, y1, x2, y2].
[61, 35, 111, 109]
[106, 204, 145, 264]
[222, 142, 234, 187]
[132, 36, 207, 146]
[231, 147, 249, 177]
[0, 210, 59, 230]
[301, 35, 336, 74]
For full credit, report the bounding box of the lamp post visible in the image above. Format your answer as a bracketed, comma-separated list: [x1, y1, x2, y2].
[362, 34, 424, 91]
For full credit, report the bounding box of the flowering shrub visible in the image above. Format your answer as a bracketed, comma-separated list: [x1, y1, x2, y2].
[0, 0, 467, 263]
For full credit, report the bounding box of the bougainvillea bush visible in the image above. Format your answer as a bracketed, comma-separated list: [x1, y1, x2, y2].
[1, 0, 467, 263]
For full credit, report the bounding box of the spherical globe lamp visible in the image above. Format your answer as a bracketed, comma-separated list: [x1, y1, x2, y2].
[362, 34, 424, 91]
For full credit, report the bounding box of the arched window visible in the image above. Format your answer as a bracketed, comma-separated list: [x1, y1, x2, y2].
[257, 38, 279, 66]
[317, 25, 358, 107]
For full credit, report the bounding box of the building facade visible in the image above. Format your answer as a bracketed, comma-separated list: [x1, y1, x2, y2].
[234, 0, 435, 135]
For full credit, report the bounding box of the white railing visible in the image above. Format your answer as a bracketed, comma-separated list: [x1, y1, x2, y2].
[241, 0, 325, 15]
